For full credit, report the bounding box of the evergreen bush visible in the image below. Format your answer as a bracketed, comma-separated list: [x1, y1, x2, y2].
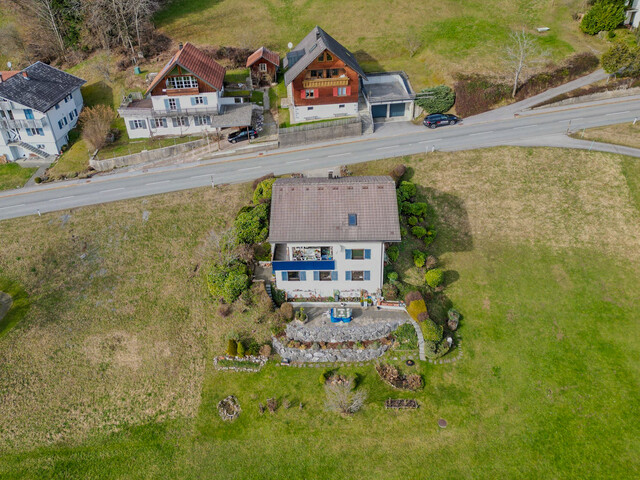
[425, 268, 444, 288]
[253, 177, 277, 204]
[416, 85, 455, 114]
[237, 341, 246, 357]
[413, 250, 426, 268]
[411, 226, 427, 239]
[580, 0, 626, 35]
[397, 181, 417, 201]
[226, 339, 237, 356]
[386, 245, 400, 262]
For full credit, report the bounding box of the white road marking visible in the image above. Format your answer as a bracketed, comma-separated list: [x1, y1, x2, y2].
[190, 173, 214, 179]
[56, 196, 76, 201]
[100, 187, 125, 193]
[146, 180, 170, 186]
[328, 153, 350, 158]
[285, 158, 310, 165]
[513, 125, 537, 129]
[469, 131, 493, 136]
[605, 111, 630, 116]
[375, 145, 398, 150]
[0, 204, 24, 210]
[418, 139, 442, 144]
[238, 166, 262, 172]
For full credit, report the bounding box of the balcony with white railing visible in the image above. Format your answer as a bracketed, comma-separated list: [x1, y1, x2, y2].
[0, 116, 48, 130]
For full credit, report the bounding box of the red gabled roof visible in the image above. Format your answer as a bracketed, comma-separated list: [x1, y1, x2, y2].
[246, 47, 280, 68]
[145, 43, 226, 95]
[0, 71, 20, 82]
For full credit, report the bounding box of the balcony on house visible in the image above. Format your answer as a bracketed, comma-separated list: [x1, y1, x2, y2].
[0, 117, 48, 130]
[302, 68, 349, 89]
[271, 244, 335, 271]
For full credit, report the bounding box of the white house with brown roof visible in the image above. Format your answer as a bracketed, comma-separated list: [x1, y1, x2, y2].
[118, 42, 252, 139]
[268, 176, 401, 299]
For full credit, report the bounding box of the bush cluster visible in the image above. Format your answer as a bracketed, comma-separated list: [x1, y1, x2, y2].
[425, 268, 444, 288]
[415, 85, 455, 114]
[382, 283, 399, 300]
[389, 164, 407, 185]
[280, 302, 294, 321]
[413, 250, 426, 268]
[602, 43, 640, 76]
[405, 291, 427, 322]
[253, 177, 277, 205]
[421, 318, 443, 342]
[386, 245, 399, 263]
[207, 261, 251, 303]
[234, 203, 269, 245]
[397, 181, 417, 202]
[400, 201, 428, 217]
[580, 0, 626, 35]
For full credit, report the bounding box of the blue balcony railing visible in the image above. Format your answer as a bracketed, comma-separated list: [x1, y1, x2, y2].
[272, 260, 335, 271]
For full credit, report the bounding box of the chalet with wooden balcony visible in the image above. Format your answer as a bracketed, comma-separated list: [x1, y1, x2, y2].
[284, 26, 366, 124]
[119, 42, 252, 139]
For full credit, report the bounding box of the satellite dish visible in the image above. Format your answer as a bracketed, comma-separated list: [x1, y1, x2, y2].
[7, 62, 12, 69]
[287, 42, 293, 50]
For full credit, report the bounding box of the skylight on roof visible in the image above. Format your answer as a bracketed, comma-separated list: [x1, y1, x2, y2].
[348, 214, 357, 226]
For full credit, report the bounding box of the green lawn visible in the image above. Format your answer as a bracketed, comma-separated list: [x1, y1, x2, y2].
[154, 0, 603, 87]
[1, 147, 640, 478]
[0, 163, 36, 191]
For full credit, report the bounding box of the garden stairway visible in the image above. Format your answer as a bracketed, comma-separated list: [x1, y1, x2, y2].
[358, 94, 374, 135]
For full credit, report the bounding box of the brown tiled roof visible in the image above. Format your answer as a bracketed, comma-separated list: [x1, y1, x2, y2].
[0, 71, 20, 82]
[269, 176, 401, 243]
[246, 47, 279, 68]
[145, 42, 226, 95]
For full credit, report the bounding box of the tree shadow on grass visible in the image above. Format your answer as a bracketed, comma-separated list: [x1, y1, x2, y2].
[353, 50, 384, 72]
[82, 81, 114, 108]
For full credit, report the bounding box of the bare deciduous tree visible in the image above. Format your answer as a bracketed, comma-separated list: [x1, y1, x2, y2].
[505, 29, 546, 98]
[17, 0, 67, 57]
[406, 28, 423, 58]
[325, 381, 367, 416]
[92, 54, 113, 84]
[79, 105, 117, 151]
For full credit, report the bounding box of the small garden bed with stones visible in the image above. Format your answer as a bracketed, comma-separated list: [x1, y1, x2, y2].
[217, 395, 241, 421]
[376, 363, 423, 391]
[384, 398, 419, 409]
[214, 355, 267, 372]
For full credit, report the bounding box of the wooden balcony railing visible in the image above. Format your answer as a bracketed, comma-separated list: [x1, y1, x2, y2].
[164, 87, 200, 96]
[302, 77, 350, 88]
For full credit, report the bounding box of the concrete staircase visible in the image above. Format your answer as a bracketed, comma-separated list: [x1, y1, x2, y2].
[358, 94, 374, 135]
[264, 283, 276, 305]
[9, 141, 53, 161]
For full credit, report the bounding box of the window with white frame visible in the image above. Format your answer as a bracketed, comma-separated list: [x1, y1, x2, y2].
[130, 119, 146, 129]
[168, 99, 178, 111]
[193, 96, 204, 105]
[153, 118, 167, 128]
[259, 63, 267, 72]
[305, 89, 315, 98]
[166, 76, 198, 89]
[173, 116, 189, 127]
[194, 115, 211, 126]
[336, 87, 347, 96]
[346, 271, 371, 281]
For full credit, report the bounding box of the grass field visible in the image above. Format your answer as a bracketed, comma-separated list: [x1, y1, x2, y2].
[0, 163, 36, 191]
[572, 122, 640, 150]
[1, 147, 640, 478]
[154, 0, 604, 87]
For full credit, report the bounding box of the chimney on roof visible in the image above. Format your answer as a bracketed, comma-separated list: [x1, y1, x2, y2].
[316, 29, 321, 40]
[22, 71, 28, 79]
[178, 42, 184, 50]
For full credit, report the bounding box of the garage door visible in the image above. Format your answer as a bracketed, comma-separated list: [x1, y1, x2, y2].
[389, 103, 406, 117]
[371, 104, 387, 118]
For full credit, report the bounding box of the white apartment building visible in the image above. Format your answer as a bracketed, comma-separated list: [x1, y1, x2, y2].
[118, 42, 252, 139]
[268, 176, 401, 299]
[0, 62, 85, 161]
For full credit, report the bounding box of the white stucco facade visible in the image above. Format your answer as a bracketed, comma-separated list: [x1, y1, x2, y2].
[0, 87, 83, 161]
[272, 241, 386, 299]
[291, 102, 358, 123]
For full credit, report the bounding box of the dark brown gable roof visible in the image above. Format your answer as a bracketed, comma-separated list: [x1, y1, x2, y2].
[269, 176, 401, 243]
[283, 26, 366, 86]
[246, 47, 280, 68]
[145, 42, 226, 95]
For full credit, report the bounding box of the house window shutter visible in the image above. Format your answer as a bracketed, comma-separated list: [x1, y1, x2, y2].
[300, 90, 305, 99]
[37, 128, 44, 136]
[281, 271, 288, 281]
[346, 271, 352, 281]
[364, 249, 371, 259]
[364, 271, 371, 281]
[190, 97, 196, 106]
[331, 271, 338, 281]
[315, 89, 319, 98]
[164, 99, 170, 110]
[26, 129, 33, 136]
[345, 249, 352, 259]
[194, 116, 201, 126]
[333, 87, 338, 97]
[140, 120, 147, 129]
[313, 271, 319, 281]
[300, 271, 306, 281]
[172, 118, 178, 127]
[203, 96, 208, 105]
[346, 86, 351, 96]
[183, 117, 189, 126]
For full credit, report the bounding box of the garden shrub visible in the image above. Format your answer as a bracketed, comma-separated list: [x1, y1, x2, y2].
[389, 164, 407, 184]
[413, 250, 426, 268]
[259, 343, 272, 357]
[388, 271, 399, 282]
[34, 177, 42, 184]
[405, 291, 427, 322]
[226, 339, 237, 356]
[415, 85, 455, 114]
[394, 323, 418, 349]
[404, 291, 423, 304]
[397, 181, 417, 201]
[237, 341, 246, 357]
[421, 319, 443, 342]
[447, 308, 461, 331]
[411, 226, 427, 239]
[424, 230, 437, 247]
[454, 73, 511, 117]
[280, 302, 294, 321]
[253, 177, 277, 204]
[234, 203, 269, 245]
[424, 339, 450, 359]
[319, 370, 330, 385]
[386, 245, 399, 262]
[408, 216, 418, 226]
[580, 0, 626, 35]
[417, 311, 430, 323]
[207, 261, 251, 303]
[601, 43, 639, 75]
[218, 304, 232, 317]
[425, 255, 438, 270]
[251, 173, 274, 190]
[425, 268, 444, 288]
[382, 283, 399, 300]
[401, 201, 429, 217]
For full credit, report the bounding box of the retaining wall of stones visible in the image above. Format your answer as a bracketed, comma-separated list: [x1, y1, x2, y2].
[279, 118, 362, 147]
[286, 318, 408, 343]
[272, 336, 389, 363]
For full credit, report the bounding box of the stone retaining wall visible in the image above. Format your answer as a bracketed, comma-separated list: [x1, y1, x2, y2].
[279, 118, 362, 147]
[286, 318, 408, 343]
[531, 87, 640, 110]
[272, 336, 389, 363]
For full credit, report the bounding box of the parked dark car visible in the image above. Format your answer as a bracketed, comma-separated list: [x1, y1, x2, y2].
[423, 114, 462, 129]
[228, 128, 258, 143]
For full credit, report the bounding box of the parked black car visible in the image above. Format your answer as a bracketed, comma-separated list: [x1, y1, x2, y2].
[228, 128, 258, 143]
[423, 114, 462, 129]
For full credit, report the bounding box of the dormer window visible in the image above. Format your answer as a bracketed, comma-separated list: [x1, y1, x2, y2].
[348, 213, 357, 226]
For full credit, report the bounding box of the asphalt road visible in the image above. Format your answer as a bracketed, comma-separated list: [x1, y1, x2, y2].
[1, 96, 639, 221]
